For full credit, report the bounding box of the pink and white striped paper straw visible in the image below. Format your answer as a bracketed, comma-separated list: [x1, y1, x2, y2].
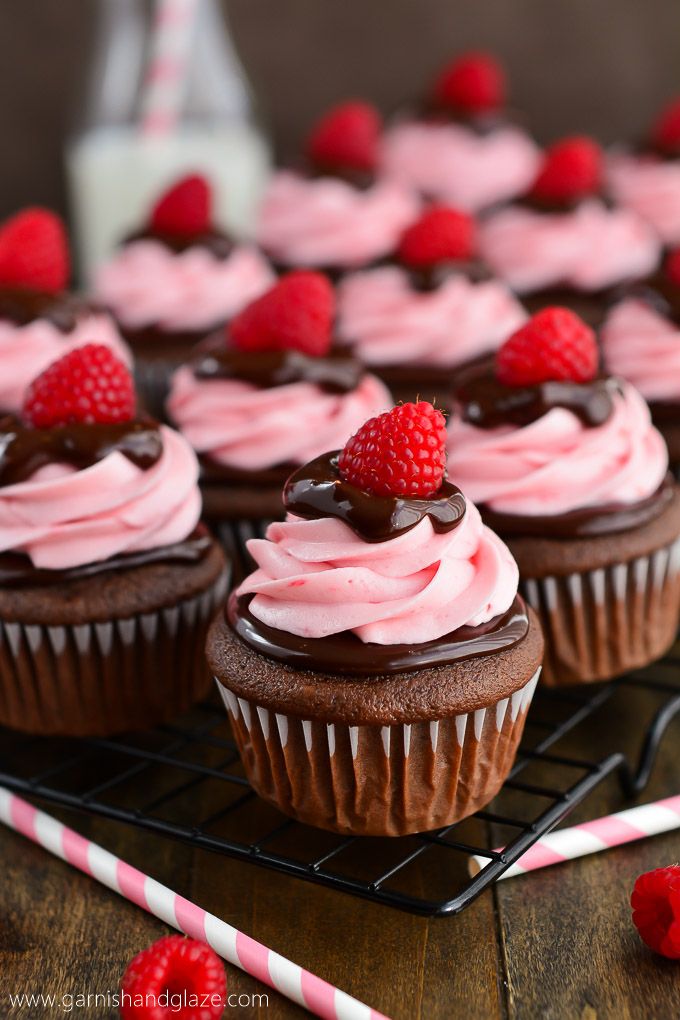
[469, 794, 680, 879]
[0, 787, 388, 1020]
[140, 0, 199, 135]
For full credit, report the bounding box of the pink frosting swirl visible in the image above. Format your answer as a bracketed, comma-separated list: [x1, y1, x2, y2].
[255, 170, 419, 268]
[0, 311, 131, 413]
[167, 366, 392, 471]
[95, 241, 275, 332]
[337, 267, 527, 367]
[381, 121, 540, 212]
[601, 298, 680, 402]
[238, 498, 518, 644]
[608, 153, 680, 245]
[480, 200, 660, 293]
[0, 425, 202, 570]
[447, 381, 667, 517]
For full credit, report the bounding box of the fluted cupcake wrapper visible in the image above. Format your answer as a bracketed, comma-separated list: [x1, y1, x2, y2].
[217, 668, 540, 837]
[0, 569, 229, 737]
[521, 539, 680, 686]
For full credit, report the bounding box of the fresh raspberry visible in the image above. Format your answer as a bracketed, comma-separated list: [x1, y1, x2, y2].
[306, 101, 381, 173]
[631, 866, 680, 960]
[530, 136, 603, 204]
[0, 207, 69, 294]
[665, 248, 680, 288]
[651, 97, 680, 155]
[229, 271, 334, 357]
[432, 51, 505, 114]
[397, 205, 476, 268]
[496, 307, 598, 387]
[120, 934, 227, 1019]
[338, 401, 447, 498]
[149, 174, 211, 236]
[23, 344, 135, 428]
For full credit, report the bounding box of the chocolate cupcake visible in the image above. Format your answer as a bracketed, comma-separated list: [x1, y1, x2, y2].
[480, 137, 661, 327]
[167, 271, 392, 525]
[0, 344, 228, 736]
[381, 51, 540, 212]
[448, 307, 680, 686]
[207, 401, 543, 836]
[0, 207, 130, 414]
[337, 205, 527, 407]
[601, 250, 680, 472]
[256, 102, 418, 280]
[95, 174, 274, 416]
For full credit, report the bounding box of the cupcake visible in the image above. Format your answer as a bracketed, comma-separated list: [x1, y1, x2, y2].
[601, 249, 680, 470]
[608, 97, 680, 245]
[95, 174, 274, 415]
[448, 307, 680, 686]
[0, 344, 228, 736]
[167, 271, 392, 524]
[256, 102, 419, 277]
[381, 51, 540, 212]
[207, 401, 543, 836]
[337, 205, 527, 406]
[480, 136, 661, 326]
[0, 207, 130, 414]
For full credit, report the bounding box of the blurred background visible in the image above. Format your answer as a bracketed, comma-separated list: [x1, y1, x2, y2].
[1, 0, 679, 221]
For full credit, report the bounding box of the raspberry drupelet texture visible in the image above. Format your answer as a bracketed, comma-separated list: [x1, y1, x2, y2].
[229, 270, 334, 357]
[495, 306, 598, 387]
[339, 401, 448, 498]
[397, 205, 476, 268]
[23, 344, 136, 428]
[119, 934, 227, 1020]
[0, 207, 69, 294]
[150, 174, 211, 236]
[631, 865, 680, 960]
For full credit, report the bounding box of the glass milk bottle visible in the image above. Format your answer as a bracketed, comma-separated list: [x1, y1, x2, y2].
[66, 0, 271, 281]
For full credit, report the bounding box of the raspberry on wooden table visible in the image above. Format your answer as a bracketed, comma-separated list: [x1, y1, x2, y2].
[631, 865, 680, 960]
[119, 934, 227, 1019]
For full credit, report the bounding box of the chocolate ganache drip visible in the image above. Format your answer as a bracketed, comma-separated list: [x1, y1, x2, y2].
[0, 416, 162, 487]
[0, 287, 99, 332]
[193, 340, 365, 395]
[283, 451, 466, 542]
[124, 226, 234, 259]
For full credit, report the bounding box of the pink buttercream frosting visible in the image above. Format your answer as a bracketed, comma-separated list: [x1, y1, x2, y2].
[601, 298, 680, 402]
[167, 366, 392, 471]
[447, 381, 667, 517]
[480, 200, 660, 293]
[0, 311, 131, 413]
[381, 120, 540, 212]
[237, 498, 518, 644]
[255, 170, 419, 268]
[608, 152, 680, 245]
[95, 241, 275, 332]
[0, 425, 202, 570]
[337, 267, 527, 368]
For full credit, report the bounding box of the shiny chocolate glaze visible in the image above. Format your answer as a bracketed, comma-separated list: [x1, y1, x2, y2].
[0, 416, 162, 486]
[0, 526, 212, 587]
[455, 362, 617, 430]
[228, 591, 529, 676]
[482, 474, 676, 539]
[192, 339, 365, 395]
[0, 288, 102, 332]
[124, 226, 234, 259]
[284, 451, 465, 542]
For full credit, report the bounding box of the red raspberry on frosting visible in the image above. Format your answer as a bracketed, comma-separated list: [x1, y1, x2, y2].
[306, 100, 381, 173]
[339, 401, 447, 498]
[150, 174, 212, 236]
[23, 343, 136, 428]
[0, 207, 69, 294]
[432, 51, 505, 114]
[397, 205, 476, 268]
[651, 97, 680, 155]
[229, 270, 334, 357]
[496, 306, 598, 387]
[120, 934, 227, 1020]
[530, 136, 603, 204]
[631, 865, 680, 960]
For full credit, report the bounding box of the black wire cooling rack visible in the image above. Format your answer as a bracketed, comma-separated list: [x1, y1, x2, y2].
[1, 519, 680, 918]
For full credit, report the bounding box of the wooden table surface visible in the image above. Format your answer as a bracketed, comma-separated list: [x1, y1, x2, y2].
[3, 685, 680, 1020]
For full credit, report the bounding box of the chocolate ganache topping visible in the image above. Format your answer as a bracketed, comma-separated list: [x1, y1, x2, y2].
[192, 338, 365, 395]
[0, 416, 162, 487]
[0, 288, 100, 333]
[124, 226, 234, 259]
[284, 451, 466, 542]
